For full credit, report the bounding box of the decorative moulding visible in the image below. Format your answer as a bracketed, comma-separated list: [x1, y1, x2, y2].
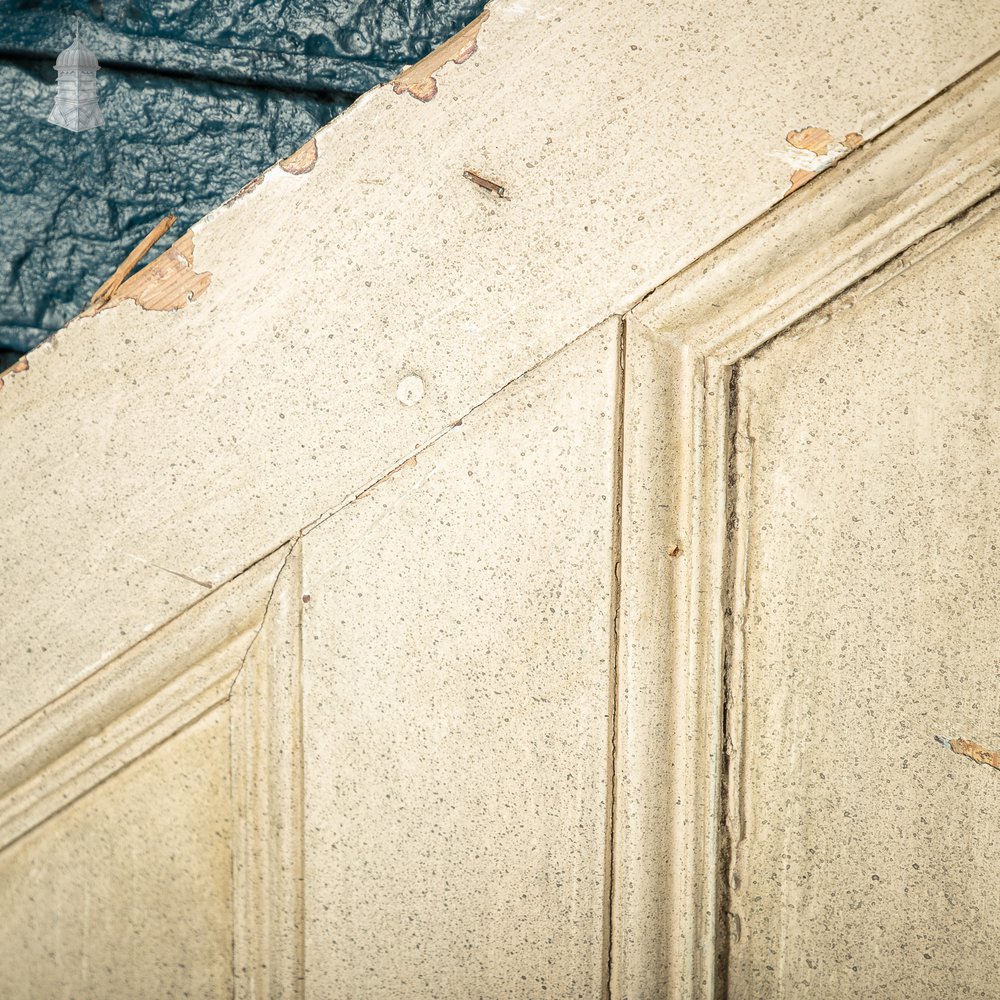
[0, 540, 305, 999]
[610, 52, 1000, 998]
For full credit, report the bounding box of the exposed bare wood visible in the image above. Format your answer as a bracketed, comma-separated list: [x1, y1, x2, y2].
[279, 137, 318, 175]
[940, 736, 1000, 772]
[392, 9, 489, 101]
[87, 214, 177, 310]
[783, 127, 865, 195]
[98, 231, 212, 313]
[786, 126, 836, 155]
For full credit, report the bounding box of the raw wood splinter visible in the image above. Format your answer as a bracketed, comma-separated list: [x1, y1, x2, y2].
[89, 214, 177, 308]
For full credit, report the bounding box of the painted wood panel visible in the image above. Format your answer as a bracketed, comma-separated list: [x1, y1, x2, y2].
[3, 0, 999, 736]
[724, 207, 1000, 998]
[299, 318, 620, 997]
[0, 707, 233, 1000]
[1, 14, 999, 996]
[0, 543, 305, 999]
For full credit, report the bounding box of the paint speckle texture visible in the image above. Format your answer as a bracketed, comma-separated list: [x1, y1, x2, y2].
[301, 321, 619, 997]
[728, 209, 1000, 999]
[2, 0, 1000, 749]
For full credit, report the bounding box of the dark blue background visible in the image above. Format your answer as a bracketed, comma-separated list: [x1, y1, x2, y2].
[0, 1, 484, 368]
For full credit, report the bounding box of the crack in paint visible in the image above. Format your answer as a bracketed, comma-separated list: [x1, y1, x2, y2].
[227, 538, 299, 701]
[125, 552, 212, 589]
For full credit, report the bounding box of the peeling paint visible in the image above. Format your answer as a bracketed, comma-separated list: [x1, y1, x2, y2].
[223, 174, 264, 208]
[786, 168, 818, 194]
[392, 9, 489, 102]
[86, 215, 178, 313]
[936, 735, 1000, 772]
[782, 126, 864, 196]
[0, 355, 30, 392]
[787, 126, 836, 156]
[279, 137, 318, 175]
[91, 232, 212, 314]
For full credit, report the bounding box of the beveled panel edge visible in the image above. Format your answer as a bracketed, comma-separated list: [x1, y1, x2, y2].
[0, 543, 291, 850]
[612, 322, 707, 998]
[231, 539, 305, 1000]
[631, 50, 1000, 366]
[613, 322, 734, 1000]
[615, 51, 1000, 1000]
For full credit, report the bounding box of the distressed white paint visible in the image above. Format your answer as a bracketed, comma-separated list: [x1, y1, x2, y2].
[3, 0, 999, 731]
[300, 318, 620, 998]
[1, 3, 1000, 998]
[0, 708, 233, 1000]
[726, 205, 1000, 1000]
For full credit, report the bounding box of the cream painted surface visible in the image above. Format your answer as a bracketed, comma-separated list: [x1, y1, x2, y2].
[3, 0, 1000, 732]
[300, 319, 619, 997]
[726, 209, 1000, 998]
[2, 6, 1000, 997]
[620, 66, 1000, 996]
[0, 707, 233, 1000]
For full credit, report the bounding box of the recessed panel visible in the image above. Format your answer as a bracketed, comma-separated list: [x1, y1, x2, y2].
[302, 320, 620, 997]
[0, 707, 233, 1000]
[728, 211, 1000, 997]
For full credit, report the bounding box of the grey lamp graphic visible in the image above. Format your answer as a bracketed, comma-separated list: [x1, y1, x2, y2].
[48, 22, 105, 132]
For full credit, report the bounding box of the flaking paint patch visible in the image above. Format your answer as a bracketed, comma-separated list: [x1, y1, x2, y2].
[95, 232, 212, 314]
[782, 126, 864, 195]
[223, 174, 264, 208]
[279, 137, 318, 175]
[786, 126, 836, 155]
[937, 735, 1000, 773]
[87, 215, 178, 313]
[0, 356, 29, 392]
[392, 8, 489, 102]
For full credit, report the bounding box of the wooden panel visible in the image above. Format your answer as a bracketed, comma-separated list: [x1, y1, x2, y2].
[0, 708, 233, 1000]
[0, 541, 305, 999]
[0, 546, 285, 850]
[3, 0, 999, 736]
[620, 64, 1000, 996]
[725, 207, 1000, 997]
[300, 318, 621, 997]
